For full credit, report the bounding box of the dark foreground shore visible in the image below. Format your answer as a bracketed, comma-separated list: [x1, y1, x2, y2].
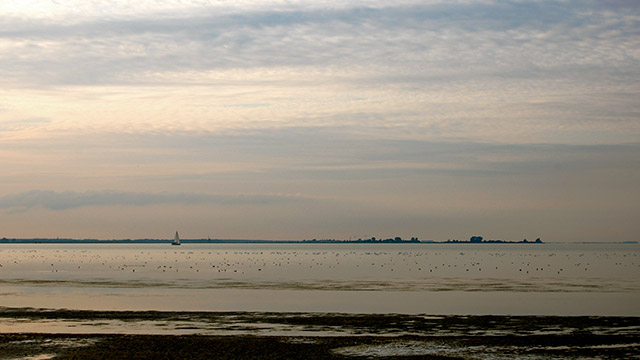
[2, 332, 640, 360]
[1, 309, 639, 359]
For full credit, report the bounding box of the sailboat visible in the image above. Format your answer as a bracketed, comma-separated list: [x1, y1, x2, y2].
[172, 231, 181, 246]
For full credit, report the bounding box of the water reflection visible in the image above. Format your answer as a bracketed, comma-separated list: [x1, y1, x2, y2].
[0, 243, 638, 315]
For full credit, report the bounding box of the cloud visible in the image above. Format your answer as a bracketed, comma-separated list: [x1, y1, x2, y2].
[0, 190, 305, 211]
[1, 0, 637, 145]
[1, 0, 638, 87]
[3, 125, 638, 185]
[0, 117, 51, 132]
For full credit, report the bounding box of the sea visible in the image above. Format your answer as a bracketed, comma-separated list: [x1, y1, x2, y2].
[1, 242, 639, 335]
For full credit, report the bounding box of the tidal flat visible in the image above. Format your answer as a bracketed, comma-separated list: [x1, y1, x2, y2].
[1, 309, 639, 359]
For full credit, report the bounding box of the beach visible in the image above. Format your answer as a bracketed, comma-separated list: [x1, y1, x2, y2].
[1, 309, 639, 359]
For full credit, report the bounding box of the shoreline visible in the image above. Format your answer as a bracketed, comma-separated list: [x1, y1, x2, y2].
[2, 239, 636, 246]
[3, 308, 640, 335]
[1, 309, 639, 359]
[0, 239, 548, 244]
[2, 332, 638, 360]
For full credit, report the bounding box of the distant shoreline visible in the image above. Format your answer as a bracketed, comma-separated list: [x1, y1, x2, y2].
[0, 238, 635, 244]
[0, 238, 294, 244]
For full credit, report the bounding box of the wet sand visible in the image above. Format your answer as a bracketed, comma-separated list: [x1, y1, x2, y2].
[0, 310, 639, 359]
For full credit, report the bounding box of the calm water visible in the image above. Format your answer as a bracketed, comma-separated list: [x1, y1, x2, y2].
[0, 243, 638, 315]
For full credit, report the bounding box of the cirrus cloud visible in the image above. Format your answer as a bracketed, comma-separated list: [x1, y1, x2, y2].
[0, 190, 306, 211]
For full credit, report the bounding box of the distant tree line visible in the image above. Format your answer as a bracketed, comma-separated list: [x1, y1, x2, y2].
[303, 237, 421, 243]
[445, 236, 543, 244]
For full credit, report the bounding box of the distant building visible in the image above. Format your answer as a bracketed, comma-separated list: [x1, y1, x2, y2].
[470, 236, 483, 243]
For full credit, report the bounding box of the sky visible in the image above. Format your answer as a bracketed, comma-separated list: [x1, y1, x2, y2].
[0, 0, 639, 242]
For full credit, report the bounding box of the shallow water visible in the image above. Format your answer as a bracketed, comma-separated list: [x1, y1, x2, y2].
[0, 243, 638, 315]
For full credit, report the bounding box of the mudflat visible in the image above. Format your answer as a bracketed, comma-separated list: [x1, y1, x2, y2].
[0, 310, 638, 359]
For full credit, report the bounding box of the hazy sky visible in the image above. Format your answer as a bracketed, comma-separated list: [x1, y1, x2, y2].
[1, 0, 639, 241]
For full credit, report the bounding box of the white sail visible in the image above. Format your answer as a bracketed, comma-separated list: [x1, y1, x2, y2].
[172, 231, 181, 245]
